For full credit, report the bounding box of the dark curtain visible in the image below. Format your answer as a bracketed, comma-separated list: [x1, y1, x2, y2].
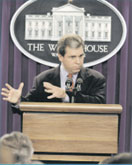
[0, 0, 132, 152]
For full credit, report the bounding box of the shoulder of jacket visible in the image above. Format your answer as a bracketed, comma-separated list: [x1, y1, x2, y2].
[35, 66, 59, 80]
[84, 67, 105, 80]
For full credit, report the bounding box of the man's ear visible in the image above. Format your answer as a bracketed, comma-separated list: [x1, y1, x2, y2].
[58, 54, 63, 62]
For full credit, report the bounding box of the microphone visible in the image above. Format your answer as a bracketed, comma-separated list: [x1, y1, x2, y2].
[65, 78, 72, 91]
[71, 78, 83, 103]
[65, 77, 83, 103]
[76, 78, 83, 92]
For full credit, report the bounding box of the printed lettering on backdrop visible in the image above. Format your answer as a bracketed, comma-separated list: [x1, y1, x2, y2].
[10, 0, 127, 67]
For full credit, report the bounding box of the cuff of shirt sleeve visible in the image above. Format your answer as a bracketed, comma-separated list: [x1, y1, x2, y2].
[62, 93, 70, 103]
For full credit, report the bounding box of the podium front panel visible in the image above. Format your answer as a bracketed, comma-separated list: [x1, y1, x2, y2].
[22, 112, 118, 161]
[20, 103, 122, 162]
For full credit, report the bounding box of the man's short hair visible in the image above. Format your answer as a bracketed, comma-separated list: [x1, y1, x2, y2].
[0, 131, 34, 164]
[57, 34, 84, 56]
[100, 152, 132, 164]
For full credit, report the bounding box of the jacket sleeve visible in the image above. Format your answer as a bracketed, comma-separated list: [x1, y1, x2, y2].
[22, 76, 43, 102]
[22, 73, 62, 103]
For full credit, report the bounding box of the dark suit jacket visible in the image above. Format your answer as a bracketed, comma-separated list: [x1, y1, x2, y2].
[22, 66, 106, 103]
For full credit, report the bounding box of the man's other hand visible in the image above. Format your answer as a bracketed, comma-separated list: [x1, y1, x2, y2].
[43, 82, 66, 99]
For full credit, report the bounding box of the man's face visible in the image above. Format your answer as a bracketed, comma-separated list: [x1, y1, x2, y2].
[58, 46, 85, 74]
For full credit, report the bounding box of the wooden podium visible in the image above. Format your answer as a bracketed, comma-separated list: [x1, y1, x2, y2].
[19, 102, 122, 162]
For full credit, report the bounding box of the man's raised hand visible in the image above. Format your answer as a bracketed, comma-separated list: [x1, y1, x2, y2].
[43, 82, 66, 99]
[1, 82, 24, 104]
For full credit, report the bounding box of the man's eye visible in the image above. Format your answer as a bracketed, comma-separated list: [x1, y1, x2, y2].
[80, 54, 85, 58]
[70, 56, 76, 59]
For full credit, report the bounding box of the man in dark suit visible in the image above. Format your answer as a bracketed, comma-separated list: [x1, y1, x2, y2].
[1, 34, 105, 104]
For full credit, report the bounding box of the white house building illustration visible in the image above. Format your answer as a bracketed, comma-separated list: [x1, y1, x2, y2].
[25, 3, 111, 42]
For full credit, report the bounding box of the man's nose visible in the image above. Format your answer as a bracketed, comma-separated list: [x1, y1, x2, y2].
[75, 57, 81, 64]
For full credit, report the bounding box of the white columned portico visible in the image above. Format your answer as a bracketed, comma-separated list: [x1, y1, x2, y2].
[63, 16, 65, 35]
[73, 16, 75, 34]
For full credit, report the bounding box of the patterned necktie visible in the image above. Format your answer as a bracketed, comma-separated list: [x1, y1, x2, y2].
[67, 73, 74, 92]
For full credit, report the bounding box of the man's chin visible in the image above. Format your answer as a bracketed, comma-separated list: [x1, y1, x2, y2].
[72, 69, 81, 74]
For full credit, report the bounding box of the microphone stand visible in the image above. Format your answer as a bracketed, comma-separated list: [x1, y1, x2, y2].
[71, 88, 77, 103]
[71, 95, 75, 103]
[71, 81, 82, 103]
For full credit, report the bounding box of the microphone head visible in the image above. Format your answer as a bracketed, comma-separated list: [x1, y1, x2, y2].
[76, 78, 83, 92]
[65, 78, 72, 85]
[65, 78, 72, 91]
[76, 78, 83, 84]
